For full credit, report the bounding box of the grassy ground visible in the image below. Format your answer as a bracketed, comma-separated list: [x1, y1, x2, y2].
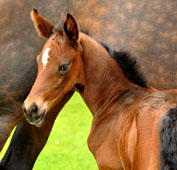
[0, 93, 98, 170]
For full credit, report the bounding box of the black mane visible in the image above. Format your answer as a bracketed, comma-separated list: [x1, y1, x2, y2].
[100, 42, 147, 88]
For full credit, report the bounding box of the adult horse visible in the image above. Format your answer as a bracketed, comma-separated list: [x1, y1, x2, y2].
[0, 0, 177, 169]
[23, 10, 177, 170]
[0, 1, 75, 170]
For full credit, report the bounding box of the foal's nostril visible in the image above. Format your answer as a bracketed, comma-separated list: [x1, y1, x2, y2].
[31, 104, 38, 113]
[29, 103, 39, 119]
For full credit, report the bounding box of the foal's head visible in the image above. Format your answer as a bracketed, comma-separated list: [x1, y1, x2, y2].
[23, 9, 85, 126]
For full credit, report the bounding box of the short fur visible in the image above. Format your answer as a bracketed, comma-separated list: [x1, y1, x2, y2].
[31, 9, 54, 38]
[159, 105, 177, 170]
[26, 11, 177, 170]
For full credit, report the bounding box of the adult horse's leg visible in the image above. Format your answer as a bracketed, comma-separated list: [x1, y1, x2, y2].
[0, 91, 73, 170]
[0, 116, 21, 152]
[0, 101, 23, 151]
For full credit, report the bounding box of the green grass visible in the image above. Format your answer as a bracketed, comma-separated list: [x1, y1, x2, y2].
[0, 93, 98, 170]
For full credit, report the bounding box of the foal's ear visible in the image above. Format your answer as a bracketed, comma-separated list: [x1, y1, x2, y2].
[63, 14, 79, 42]
[31, 9, 54, 38]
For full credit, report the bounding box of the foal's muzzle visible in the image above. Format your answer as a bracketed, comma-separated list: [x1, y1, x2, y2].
[22, 102, 46, 126]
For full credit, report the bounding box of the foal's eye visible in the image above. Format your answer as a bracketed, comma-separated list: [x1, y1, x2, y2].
[58, 64, 70, 73]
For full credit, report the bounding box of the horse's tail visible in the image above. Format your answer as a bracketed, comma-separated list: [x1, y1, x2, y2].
[159, 105, 177, 170]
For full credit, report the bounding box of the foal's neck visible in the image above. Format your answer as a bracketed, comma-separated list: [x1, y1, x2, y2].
[79, 33, 141, 116]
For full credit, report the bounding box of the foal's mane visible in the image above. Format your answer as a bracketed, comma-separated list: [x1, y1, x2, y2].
[100, 42, 147, 88]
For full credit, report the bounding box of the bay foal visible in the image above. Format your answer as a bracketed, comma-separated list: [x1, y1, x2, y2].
[23, 9, 177, 170]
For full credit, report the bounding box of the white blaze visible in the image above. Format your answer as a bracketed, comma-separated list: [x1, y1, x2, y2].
[42, 47, 51, 67]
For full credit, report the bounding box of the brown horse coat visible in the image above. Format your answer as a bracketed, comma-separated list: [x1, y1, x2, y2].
[0, 0, 176, 169]
[23, 10, 177, 170]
